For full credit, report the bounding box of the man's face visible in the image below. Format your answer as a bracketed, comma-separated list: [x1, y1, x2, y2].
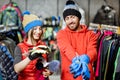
[65, 15, 80, 31]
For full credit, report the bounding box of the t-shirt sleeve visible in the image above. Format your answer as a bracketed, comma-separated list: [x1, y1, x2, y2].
[13, 46, 22, 66]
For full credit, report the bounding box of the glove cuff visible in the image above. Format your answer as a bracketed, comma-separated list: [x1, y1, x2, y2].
[28, 55, 33, 60]
[36, 59, 43, 70]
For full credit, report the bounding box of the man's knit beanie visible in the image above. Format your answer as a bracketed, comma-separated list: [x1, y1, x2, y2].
[63, 0, 81, 20]
[22, 11, 43, 33]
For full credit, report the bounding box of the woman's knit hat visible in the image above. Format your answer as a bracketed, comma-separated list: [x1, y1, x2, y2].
[63, 0, 81, 20]
[22, 11, 43, 33]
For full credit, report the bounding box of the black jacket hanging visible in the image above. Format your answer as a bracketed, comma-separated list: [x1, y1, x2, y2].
[93, 5, 118, 26]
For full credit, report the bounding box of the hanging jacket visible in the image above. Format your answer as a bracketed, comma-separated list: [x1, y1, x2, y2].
[0, 43, 18, 80]
[0, 68, 2, 80]
[93, 5, 118, 26]
[57, 25, 99, 80]
[0, 2, 22, 31]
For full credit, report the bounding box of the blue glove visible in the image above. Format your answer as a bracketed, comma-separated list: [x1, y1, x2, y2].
[70, 55, 90, 79]
[80, 54, 90, 80]
[80, 54, 90, 64]
[70, 59, 81, 74]
[73, 66, 82, 78]
[70, 56, 80, 73]
[70, 56, 82, 78]
[81, 63, 90, 80]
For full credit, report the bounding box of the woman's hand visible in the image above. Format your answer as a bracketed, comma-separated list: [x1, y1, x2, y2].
[42, 69, 53, 77]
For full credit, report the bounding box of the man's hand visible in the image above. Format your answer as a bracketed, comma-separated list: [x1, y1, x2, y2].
[70, 56, 82, 78]
[70, 54, 90, 79]
[79, 54, 90, 80]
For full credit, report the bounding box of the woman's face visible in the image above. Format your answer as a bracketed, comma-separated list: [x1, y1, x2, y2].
[32, 26, 43, 40]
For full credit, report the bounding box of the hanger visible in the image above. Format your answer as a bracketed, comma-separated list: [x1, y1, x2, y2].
[10, 0, 12, 2]
[89, 23, 101, 30]
[7, 0, 13, 7]
[101, 24, 118, 33]
[102, 0, 113, 10]
[9, 0, 12, 4]
[103, 0, 108, 6]
[89, 23, 120, 35]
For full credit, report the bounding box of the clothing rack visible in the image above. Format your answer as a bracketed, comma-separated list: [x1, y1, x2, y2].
[89, 23, 120, 34]
[119, 0, 120, 25]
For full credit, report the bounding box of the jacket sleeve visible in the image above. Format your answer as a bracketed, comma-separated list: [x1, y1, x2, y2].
[56, 30, 76, 62]
[87, 31, 100, 63]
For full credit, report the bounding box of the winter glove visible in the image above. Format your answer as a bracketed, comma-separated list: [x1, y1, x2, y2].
[70, 54, 90, 79]
[36, 59, 60, 73]
[80, 54, 90, 80]
[31, 45, 50, 53]
[81, 63, 90, 80]
[28, 45, 49, 60]
[47, 60, 60, 73]
[70, 56, 82, 78]
[36, 59, 44, 70]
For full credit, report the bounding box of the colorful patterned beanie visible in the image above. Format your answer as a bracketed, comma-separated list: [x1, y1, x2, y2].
[22, 11, 43, 33]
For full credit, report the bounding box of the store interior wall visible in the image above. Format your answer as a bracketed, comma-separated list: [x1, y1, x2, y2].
[0, 0, 119, 26]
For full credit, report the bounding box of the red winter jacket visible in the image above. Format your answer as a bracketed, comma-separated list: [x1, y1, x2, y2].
[17, 39, 47, 80]
[57, 25, 99, 80]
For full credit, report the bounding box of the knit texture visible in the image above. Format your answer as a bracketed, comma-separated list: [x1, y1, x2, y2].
[63, 0, 81, 20]
[22, 11, 43, 33]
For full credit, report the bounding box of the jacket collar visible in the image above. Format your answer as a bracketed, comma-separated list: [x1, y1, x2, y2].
[23, 38, 44, 47]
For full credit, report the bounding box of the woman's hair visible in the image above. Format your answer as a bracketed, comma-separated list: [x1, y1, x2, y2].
[30, 29, 35, 44]
[24, 26, 43, 45]
[24, 29, 36, 44]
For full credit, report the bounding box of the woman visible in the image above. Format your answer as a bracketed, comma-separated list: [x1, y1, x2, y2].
[14, 11, 52, 80]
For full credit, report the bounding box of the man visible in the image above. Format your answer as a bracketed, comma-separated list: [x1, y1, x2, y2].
[56, 0, 99, 80]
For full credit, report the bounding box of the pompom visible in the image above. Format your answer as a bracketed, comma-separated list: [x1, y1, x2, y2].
[51, 16, 56, 20]
[22, 10, 30, 16]
[66, 0, 75, 5]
